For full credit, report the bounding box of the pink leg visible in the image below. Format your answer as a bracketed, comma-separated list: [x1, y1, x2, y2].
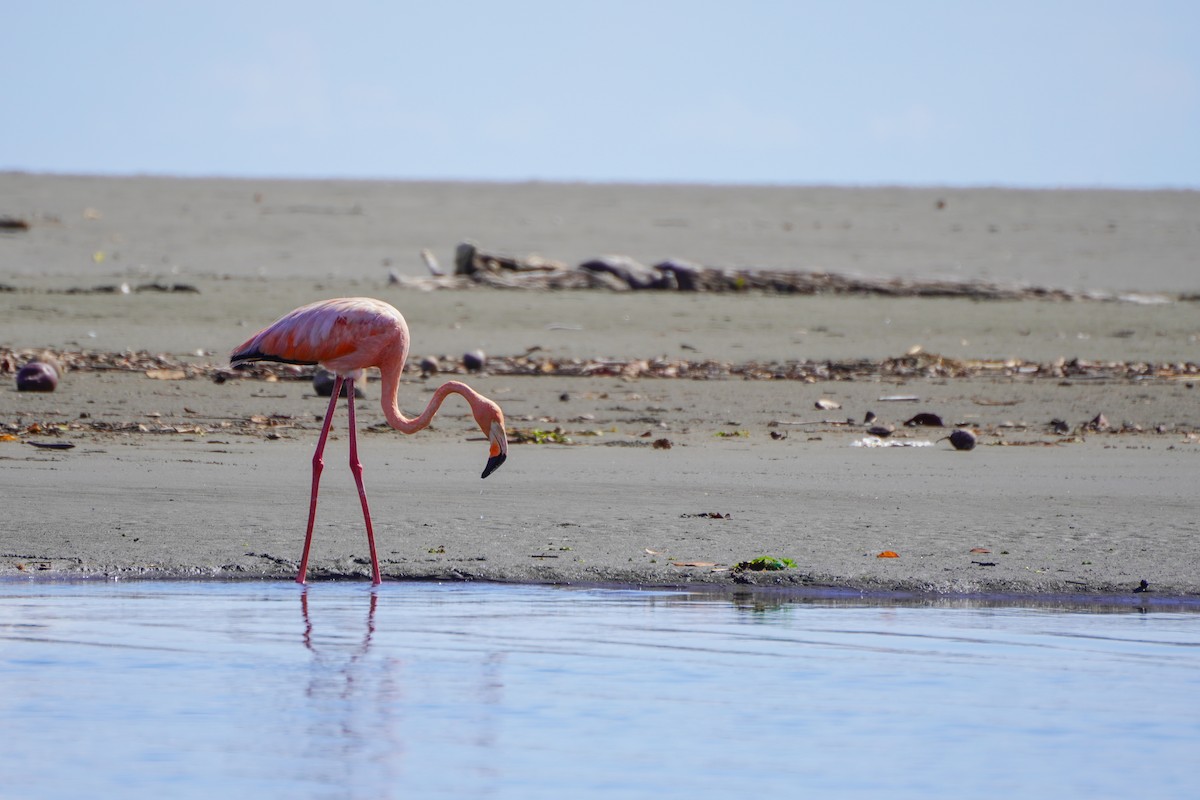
[346, 378, 382, 585]
[296, 377, 343, 584]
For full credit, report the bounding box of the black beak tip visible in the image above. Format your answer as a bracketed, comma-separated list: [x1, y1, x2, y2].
[482, 452, 506, 479]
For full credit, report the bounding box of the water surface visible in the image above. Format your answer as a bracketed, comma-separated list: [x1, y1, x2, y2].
[1, 581, 1197, 799]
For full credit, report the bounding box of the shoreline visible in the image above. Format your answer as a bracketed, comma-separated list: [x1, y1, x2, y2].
[4, 573, 1196, 613]
[4, 430, 1198, 600]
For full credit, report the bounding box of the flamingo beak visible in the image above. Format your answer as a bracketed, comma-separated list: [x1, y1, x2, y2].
[481, 419, 508, 479]
[482, 452, 506, 479]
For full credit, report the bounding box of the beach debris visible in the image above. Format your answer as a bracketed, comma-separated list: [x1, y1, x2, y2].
[652, 437, 672, 449]
[579, 255, 668, 290]
[420, 248, 444, 276]
[864, 410, 877, 424]
[16, 361, 59, 392]
[312, 368, 364, 397]
[815, 398, 841, 410]
[145, 368, 187, 380]
[651, 259, 701, 291]
[419, 356, 440, 377]
[132, 282, 200, 293]
[5, 347, 1200, 446]
[770, 430, 787, 440]
[969, 547, 991, 554]
[852, 437, 933, 448]
[733, 556, 796, 572]
[1086, 413, 1110, 432]
[715, 430, 749, 438]
[681, 512, 730, 519]
[0, 217, 31, 231]
[454, 241, 568, 278]
[672, 561, 718, 568]
[462, 349, 486, 372]
[510, 427, 571, 444]
[25, 441, 75, 450]
[878, 394, 921, 402]
[417, 242, 1183, 302]
[13, 347, 1197, 387]
[51, 282, 199, 294]
[867, 424, 895, 437]
[904, 412, 945, 427]
[769, 419, 839, 427]
[947, 429, 978, 450]
[972, 560, 998, 567]
[876, 550, 899, 558]
[455, 242, 478, 274]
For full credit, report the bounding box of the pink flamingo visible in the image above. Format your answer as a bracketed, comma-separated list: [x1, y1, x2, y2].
[231, 297, 508, 585]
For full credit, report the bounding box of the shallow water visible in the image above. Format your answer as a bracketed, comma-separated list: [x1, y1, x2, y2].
[1, 582, 1197, 799]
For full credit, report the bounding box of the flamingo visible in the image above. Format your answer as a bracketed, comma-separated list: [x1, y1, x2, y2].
[231, 297, 508, 585]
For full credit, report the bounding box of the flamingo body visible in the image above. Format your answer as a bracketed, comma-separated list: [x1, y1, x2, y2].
[233, 297, 409, 376]
[232, 297, 508, 584]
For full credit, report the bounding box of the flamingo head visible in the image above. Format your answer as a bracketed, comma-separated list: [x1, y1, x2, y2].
[475, 399, 508, 479]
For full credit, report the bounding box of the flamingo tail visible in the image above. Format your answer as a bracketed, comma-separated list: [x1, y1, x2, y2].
[230, 345, 318, 368]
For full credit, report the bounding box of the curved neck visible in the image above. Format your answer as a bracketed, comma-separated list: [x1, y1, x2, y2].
[381, 369, 481, 434]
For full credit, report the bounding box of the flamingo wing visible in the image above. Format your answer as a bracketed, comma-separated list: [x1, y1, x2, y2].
[231, 298, 407, 373]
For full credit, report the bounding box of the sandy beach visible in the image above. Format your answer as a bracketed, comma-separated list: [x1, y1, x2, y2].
[2, 174, 1198, 600]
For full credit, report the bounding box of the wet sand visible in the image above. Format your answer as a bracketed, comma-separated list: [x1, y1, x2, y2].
[2, 174, 1198, 599]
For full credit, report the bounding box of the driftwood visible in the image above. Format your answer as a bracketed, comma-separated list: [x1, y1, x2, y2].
[391, 242, 1179, 303]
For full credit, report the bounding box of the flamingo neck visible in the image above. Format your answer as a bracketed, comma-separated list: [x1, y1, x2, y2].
[380, 370, 482, 434]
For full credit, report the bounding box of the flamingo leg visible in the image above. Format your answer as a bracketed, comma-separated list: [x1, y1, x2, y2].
[296, 377, 343, 584]
[346, 378, 383, 585]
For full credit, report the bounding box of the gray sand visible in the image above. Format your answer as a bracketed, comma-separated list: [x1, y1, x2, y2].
[2, 174, 1198, 600]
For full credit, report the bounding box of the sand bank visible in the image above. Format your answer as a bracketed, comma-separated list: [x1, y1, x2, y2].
[2, 175, 1198, 600]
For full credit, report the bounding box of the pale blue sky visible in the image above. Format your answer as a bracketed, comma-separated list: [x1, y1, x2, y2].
[3, 1, 1197, 187]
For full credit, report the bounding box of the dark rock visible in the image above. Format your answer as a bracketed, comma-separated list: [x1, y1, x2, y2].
[16, 361, 58, 392]
[463, 350, 486, 372]
[313, 368, 364, 398]
[653, 259, 703, 291]
[948, 429, 977, 450]
[579, 256, 665, 290]
[454, 241, 479, 275]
